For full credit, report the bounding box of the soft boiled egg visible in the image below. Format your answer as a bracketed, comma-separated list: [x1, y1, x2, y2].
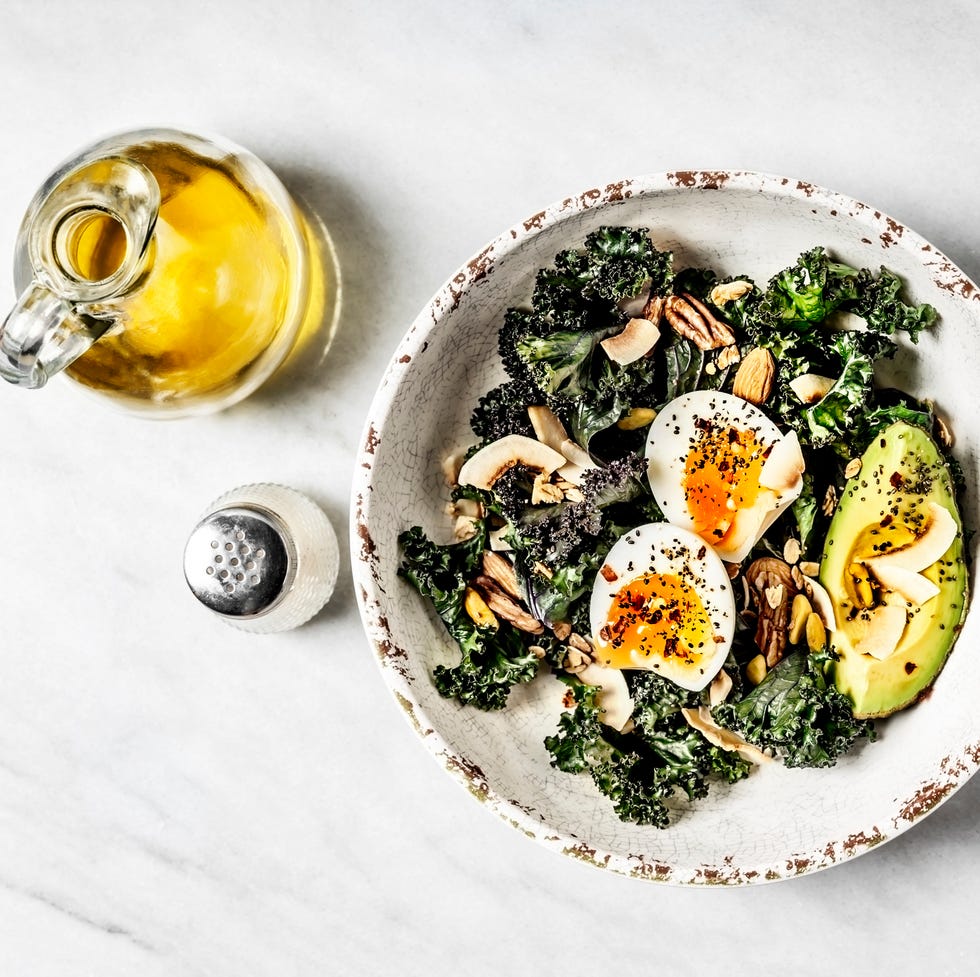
[645, 390, 805, 564]
[590, 523, 736, 691]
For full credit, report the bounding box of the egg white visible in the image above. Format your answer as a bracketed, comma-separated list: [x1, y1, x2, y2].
[590, 522, 736, 691]
[645, 390, 804, 563]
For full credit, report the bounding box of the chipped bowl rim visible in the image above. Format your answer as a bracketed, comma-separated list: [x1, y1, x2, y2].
[351, 170, 980, 885]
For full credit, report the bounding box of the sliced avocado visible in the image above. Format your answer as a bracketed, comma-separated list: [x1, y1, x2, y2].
[819, 422, 968, 719]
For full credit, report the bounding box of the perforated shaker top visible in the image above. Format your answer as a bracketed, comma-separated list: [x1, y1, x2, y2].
[183, 506, 294, 618]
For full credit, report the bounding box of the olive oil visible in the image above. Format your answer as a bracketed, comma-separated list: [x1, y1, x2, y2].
[63, 139, 311, 408]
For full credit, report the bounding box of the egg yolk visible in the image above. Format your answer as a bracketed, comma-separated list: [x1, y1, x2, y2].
[683, 422, 767, 541]
[597, 571, 716, 672]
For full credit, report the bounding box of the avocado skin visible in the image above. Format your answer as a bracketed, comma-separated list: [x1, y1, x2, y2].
[819, 422, 968, 719]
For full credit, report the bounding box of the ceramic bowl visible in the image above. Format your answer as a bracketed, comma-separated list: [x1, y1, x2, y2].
[352, 171, 980, 884]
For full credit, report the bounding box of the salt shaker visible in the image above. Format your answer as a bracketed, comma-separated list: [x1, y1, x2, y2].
[183, 483, 339, 633]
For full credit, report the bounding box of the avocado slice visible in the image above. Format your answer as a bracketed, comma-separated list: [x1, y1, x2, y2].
[819, 421, 968, 718]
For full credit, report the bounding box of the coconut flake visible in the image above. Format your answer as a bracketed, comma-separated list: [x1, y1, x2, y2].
[681, 706, 771, 764]
[867, 502, 958, 574]
[759, 430, 805, 496]
[853, 603, 908, 661]
[578, 662, 634, 732]
[600, 317, 661, 365]
[457, 434, 566, 490]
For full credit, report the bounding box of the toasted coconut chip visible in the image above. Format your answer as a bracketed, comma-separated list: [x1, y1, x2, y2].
[600, 317, 661, 365]
[712, 496, 774, 564]
[557, 461, 589, 486]
[851, 603, 908, 661]
[866, 502, 958, 574]
[441, 447, 467, 486]
[527, 405, 568, 452]
[559, 438, 596, 470]
[759, 430, 805, 496]
[788, 373, 836, 405]
[803, 575, 838, 631]
[681, 707, 771, 765]
[457, 434, 566, 491]
[709, 669, 733, 707]
[867, 562, 941, 605]
[578, 662, 634, 733]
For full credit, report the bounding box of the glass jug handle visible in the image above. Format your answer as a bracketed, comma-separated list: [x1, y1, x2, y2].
[0, 156, 160, 389]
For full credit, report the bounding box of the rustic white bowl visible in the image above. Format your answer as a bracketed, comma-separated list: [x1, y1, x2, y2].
[352, 172, 980, 884]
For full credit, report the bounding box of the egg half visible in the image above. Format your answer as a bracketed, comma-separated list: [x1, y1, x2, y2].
[590, 522, 736, 691]
[645, 390, 805, 563]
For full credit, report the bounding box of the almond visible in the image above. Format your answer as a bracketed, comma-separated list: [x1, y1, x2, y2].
[731, 347, 775, 405]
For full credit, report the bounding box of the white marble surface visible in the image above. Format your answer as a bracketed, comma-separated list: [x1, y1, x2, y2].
[1, 1, 979, 973]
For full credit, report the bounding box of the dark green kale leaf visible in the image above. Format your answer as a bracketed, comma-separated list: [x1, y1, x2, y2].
[514, 327, 611, 403]
[850, 266, 937, 342]
[713, 650, 876, 768]
[566, 396, 628, 450]
[740, 247, 860, 355]
[398, 525, 539, 710]
[660, 330, 703, 403]
[470, 381, 537, 443]
[576, 225, 674, 303]
[546, 672, 750, 828]
[495, 452, 652, 568]
[791, 472, 821, 558]
[671, 266, 718, 300]
[738, 247, 935, 366]
[855, 392, 934, 446]
[530, 226, 672, 318]
[495, 228, 673, 442]
[796, 331, 897, 448]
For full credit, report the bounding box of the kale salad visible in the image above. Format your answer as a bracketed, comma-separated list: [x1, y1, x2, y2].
[399, 227, 967, 828]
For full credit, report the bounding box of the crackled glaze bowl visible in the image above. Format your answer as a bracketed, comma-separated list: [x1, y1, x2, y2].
[352, 172, 980, 884]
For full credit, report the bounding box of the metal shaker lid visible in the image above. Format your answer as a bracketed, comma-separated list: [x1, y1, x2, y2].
[183, 504, 295, 618]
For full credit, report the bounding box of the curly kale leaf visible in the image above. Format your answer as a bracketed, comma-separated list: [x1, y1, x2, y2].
[850, 266, 937, 342]
[740, 248, 936, 360]
[858, 395, 934, 444]
[532, 226, 673, 316]
[795, 331, 897, 448]
[470, 381, 536, 442]
[515, 327, 614, 403]
[495, 228, 673, 438]
[495, 452, 652, 568]
[398, 525, 539, 710]
[741, 247, 860, 354]
[713, 650, 876, 768]
[546, 673, 750, 827]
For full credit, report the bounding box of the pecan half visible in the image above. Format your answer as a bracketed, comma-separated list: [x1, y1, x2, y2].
[745, 557, 798, 667]
[471, 574, 544, 634]
[664, 293, 736, 350]
[731, 347, 775, 405]
[482, 550, 521, 601]
[641, 293, 665, 325]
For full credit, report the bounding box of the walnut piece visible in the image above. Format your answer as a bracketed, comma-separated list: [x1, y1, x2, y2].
[745, 556, 798, 667]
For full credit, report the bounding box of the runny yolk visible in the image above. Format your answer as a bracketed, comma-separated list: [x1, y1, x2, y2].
[683, 422, 767, 541]
[598, 571, 715, 672]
